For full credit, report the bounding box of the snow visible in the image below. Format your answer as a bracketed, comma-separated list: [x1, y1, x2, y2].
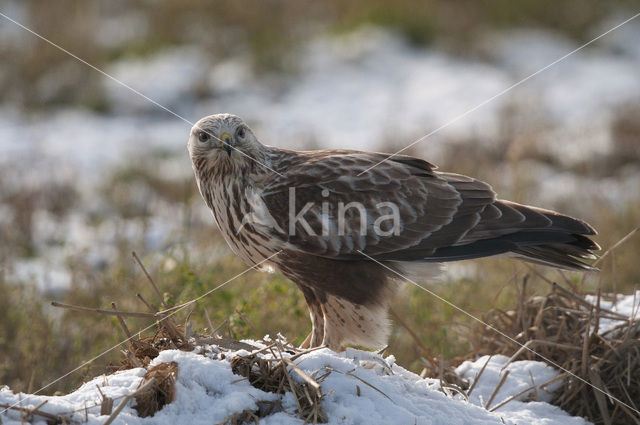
[242, 27, 509, 153]
[584, 290, 640, 335]
[0, 344, 589, 425]
[104, 48, 208, 113]
[10, 288, 640, 424]
[457, 355, 560, 405]
[454, 355, 589, 425]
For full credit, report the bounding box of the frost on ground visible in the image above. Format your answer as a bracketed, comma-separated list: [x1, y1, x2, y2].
[1, 344, 590, 425]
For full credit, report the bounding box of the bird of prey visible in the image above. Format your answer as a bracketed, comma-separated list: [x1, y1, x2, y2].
[188, 113, 599, 350]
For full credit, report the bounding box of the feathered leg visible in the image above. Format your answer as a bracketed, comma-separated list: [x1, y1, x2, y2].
[297, 284, 325, 348]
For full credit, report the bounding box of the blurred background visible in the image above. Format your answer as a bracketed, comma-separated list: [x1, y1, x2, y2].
[1, 0, 639, 394]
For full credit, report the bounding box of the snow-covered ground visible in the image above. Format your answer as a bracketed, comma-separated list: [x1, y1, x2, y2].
[2, 290, 638, 424]
[0, 345, 585, 425]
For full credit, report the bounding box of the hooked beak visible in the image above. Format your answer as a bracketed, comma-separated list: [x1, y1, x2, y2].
[221, 133, 233, 157]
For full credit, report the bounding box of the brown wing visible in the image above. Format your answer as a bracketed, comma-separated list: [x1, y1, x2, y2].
[260, 149, 598, 270]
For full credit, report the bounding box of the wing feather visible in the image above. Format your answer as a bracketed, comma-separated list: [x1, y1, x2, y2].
[259, 150, 486, 257]
[257, 149, 598, 269]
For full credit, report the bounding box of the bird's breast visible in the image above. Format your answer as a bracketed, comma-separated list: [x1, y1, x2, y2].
[201, 177, 277, 266]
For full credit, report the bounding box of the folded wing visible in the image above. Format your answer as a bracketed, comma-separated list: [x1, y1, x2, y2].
[260, 150, 598, 270]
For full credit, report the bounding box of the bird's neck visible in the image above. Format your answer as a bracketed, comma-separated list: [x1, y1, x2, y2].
[194, 147, 270, 181]
[195, 152, 275, 211]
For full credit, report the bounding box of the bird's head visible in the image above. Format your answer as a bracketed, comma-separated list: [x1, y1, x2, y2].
[188, 114, 266, 178]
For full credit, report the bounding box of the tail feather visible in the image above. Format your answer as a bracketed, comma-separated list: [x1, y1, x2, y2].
[511, 245, 597, 271]
[460, 201, 600, 271]
[390, 204, 600, 271]
[417, 230, 599, 271]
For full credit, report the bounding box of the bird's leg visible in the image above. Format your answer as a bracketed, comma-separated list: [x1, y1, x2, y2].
[309, 308, 325, 347]
[297, 284, 325, 348]
[319, 292, 393, 351]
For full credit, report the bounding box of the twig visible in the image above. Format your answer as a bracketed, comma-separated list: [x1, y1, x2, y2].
[588, 369, 612, 425]
[136, 293, 158, 313]
[556, 270, 576, 291]
[184, 304, 195, 338]
[156, 300, 197, 315]
[517, 276, 528, 342]
[283, 358, 321, 397]
[96, 385, 114, 416]
[616, 403, 640, 425]
[489, 383, 537, 412]
[275, 347, 303, 414]
[592, 227, 638, 268]
[529, 370, 539, 402]
[31, 400, 48, 413]
[124, 350, 143, 368]
[617, 377, 639, 412]
[111, 302, 132, 339]
[467, 355, 492, 397]
[20, 395, 24, 425]
[376, 345, 389, 356]
[51, 301, 156, 318]
[553, 283, 628, 320]
[502, 339, 581, 372]
[26, 370, 36, 395]
[593, 286, 601, 337]
[389, 308, 437, 368]
[203, 308, 214, 333]
[212, 318, 229, 337]
[581, 310, 592, 378]
[485, 370, 510, 410]
[538, 372, 566, 392]
[523, 264, 555, 286]
[132, 251, 167, 308]
[288, 345, 326, 362]
[102, 378, 156, 425]
[341, 369, 394, 402]
[0, 402, 65, 423]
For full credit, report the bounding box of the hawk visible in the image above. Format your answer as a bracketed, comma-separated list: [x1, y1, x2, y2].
[188, 113, 599, 350]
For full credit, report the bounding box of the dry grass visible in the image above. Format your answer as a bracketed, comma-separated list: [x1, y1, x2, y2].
[230, 348, 328, 424]
[133, 361, 178, 418]
[471, 280, 640, 425]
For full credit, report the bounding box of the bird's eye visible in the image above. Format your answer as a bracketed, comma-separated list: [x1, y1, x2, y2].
[198, 131, 210, 142]
[237, 126, 246, 139]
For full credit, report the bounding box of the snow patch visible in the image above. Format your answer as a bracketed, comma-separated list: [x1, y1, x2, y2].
[0, 346, 592, 425]
[585, 290, 640, 335]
